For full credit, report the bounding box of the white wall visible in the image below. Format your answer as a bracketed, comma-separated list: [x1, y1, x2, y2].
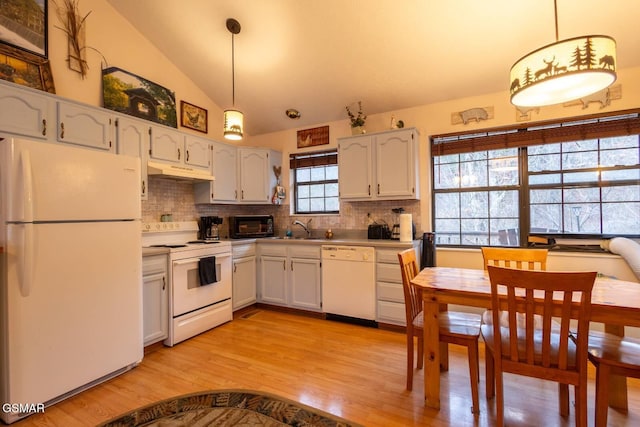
[46, 0, 226, 141]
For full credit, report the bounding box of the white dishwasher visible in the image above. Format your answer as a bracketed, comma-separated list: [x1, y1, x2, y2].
[322, 245, 376, 322]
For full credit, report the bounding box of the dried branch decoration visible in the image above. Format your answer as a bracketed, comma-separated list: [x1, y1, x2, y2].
[54, 0, 91, 77]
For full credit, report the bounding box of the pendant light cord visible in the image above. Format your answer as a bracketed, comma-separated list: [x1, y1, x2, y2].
[553, 0, 559, 41]
[231, 32, 236, 107]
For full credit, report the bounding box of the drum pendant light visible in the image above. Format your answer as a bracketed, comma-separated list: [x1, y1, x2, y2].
[509, 0, 616, 107]
[224, 18, 243, 140]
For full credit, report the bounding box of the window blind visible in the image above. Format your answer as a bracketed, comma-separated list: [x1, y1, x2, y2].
[289, 149, 338, 169]
[431, 109, 640, 156]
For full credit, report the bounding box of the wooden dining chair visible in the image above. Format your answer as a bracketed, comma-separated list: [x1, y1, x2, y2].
[481, 265, 597, 427]
[480, 246, 548, 271]
[584, 331, 640, 426]
[398, 248, 482, 414]
[479, 247, 560, 407]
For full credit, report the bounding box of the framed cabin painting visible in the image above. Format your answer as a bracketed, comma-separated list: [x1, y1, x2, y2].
[102, 66, 177, 128]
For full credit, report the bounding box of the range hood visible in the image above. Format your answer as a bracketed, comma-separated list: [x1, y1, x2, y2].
[147, 161, 214, 182]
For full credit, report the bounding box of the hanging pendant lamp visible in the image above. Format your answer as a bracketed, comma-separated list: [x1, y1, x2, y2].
[509, 0, 616, 107]
[224, 18, 243, 140]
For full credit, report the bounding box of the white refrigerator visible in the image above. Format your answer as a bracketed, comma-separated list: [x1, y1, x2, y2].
[0, 138, 143, 424]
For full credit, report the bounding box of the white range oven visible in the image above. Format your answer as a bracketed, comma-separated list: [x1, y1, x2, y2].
[142, 221, 232, 346]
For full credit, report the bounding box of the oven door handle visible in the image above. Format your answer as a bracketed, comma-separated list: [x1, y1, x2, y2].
[173, 253, 232, 265]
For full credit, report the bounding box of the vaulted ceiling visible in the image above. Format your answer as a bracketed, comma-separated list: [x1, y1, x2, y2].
[107, 0, 640, 136]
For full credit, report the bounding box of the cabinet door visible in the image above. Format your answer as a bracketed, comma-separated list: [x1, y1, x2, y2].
[116, 117, 149, 200]
[143, 272, 168, 345]
[259, 255, 288, 305]
[0, 82, 52, 140]
[238, 148, 270, 203]
[57, 101, 114, 151]
[376, 129, 417, 199]
[289, 258, 322, 310]
[149, 126, 184, 163]
[233, 255, 257, 310]
[338, 136, 373, 199]
[184, 136, 211, 170]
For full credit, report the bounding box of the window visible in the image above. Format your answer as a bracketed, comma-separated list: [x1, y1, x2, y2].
[290, 150, 339, 214]
[432, 111, 640, 247]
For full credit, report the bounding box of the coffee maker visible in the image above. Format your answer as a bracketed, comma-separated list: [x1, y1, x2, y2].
[391, 207, 404, 240]
[199, 216, 223, 240]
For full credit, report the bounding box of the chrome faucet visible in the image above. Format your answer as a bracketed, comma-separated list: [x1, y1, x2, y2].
[293, 218, 312, 238]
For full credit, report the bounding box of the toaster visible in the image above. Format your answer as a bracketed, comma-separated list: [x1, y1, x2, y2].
[368, 223, 391, 239]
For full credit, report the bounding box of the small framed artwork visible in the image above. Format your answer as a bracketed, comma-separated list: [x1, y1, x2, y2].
[0, 43, 55, 93]
[297, 125, 329, 148]
[0, 1, 48, 57]
[180, 101, 208, 133]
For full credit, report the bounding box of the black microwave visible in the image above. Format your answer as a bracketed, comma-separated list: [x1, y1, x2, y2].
[229, 215, 274, 239]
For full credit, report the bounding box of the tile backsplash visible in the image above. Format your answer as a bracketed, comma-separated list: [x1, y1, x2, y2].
[143, 177, 422, 239]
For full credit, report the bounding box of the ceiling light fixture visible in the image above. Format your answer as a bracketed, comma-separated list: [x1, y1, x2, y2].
[286, 109, 301, 119]
[509, 0, 616, 107]
[223, 18, 243, 140]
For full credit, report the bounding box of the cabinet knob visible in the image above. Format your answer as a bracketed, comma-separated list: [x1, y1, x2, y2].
[186, 150, 190, 162]
[142, 180, 146, 194]
[42, 119, 47, 136]
[162, 276, 166, 291]
[177, 148, 181, 160]
[60, 122, 65, 139]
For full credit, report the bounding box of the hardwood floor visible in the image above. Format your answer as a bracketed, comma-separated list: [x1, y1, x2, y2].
[12, 308, 640, 426]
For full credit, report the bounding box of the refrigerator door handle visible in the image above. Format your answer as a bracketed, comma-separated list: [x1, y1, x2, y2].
[18, 223, 35, 297]
[19, 147, 35, 222]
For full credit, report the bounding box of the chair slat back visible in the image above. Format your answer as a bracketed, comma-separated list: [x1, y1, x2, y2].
[398, 249, 422, 324]
[481, 247, 548, 271]
[487, 265, 596, 377]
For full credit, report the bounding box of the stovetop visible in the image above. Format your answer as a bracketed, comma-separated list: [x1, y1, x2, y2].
[142, 221, 230, 253]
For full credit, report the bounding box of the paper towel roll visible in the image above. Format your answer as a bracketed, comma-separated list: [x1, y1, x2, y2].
[400, 213, 413, 242]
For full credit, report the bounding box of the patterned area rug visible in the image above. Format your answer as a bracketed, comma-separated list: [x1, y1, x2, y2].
[97, 389, 363, 427]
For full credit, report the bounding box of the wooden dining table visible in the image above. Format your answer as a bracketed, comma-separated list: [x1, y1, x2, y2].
[410, 266, 640, 410]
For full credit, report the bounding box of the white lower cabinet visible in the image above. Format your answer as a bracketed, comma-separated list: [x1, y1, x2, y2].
[258, 244, 322, 311]
[143, 254, 169, 346]
[376, 246, 418, 326]
[232, 243, 257, 310]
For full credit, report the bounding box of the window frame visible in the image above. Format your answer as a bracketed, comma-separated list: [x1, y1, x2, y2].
[431, 109, 640, 248]
[290, 149, 339, 215]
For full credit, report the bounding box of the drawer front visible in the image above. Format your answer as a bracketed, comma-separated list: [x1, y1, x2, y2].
[377, 300, 406, 326]
[376, 248, 401, 264]
[258, 244, 288, 257]
[377, 281, 404, 303]
[376, 263, 401, 283]
[233, 243, 256, 258]
[143, 254, 167, 276]
[289, 245, 321, 259]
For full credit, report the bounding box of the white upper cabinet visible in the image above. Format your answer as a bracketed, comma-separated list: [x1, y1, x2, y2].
[148, 125, 184, 163]
[115, 116, 150, 199]
[238, 148, 271, 203]
[184, 135, 211, 170]
[338, 135, 374, 199]
[195, 144, 282, 205]
[0, 81, 53, 140]
[56, 100, 115, 152]
[338, 128, 420, 201]
[376, 129, 419, 199]
[194, 141, 238, 203]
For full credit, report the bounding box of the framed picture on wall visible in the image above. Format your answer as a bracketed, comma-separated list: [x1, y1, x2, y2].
[102, 66, 177, 128]
[180, 101, 208, 133]
[0, 0, 48, 57]
[297, 125, 330, 148]
[0, 43, 55, 93]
